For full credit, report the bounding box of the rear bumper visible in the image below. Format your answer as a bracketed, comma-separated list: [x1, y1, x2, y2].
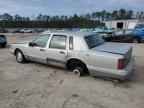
[117, 57, 134, 79]
[88, 57, 134, 80]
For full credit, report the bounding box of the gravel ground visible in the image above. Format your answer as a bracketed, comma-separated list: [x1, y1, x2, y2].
[0, 33, 144, 108]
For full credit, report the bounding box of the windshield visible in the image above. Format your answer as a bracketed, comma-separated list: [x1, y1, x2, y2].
[85, 34, 105, 49]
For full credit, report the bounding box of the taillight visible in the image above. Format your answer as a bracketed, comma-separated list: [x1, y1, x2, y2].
[117, 59, 125, 69]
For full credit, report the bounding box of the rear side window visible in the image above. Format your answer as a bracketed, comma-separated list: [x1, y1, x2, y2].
[69, 36, 73, 50]
[49, 35, 67, 49]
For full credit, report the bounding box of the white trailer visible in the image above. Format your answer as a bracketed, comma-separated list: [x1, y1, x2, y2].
[104, 19, 139, 30]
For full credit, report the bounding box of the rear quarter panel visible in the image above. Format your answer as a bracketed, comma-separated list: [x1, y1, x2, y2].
[88, 51, 123, 70]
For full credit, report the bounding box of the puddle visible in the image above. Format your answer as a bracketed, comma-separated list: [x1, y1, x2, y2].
[112, 82, 131, 88]
[62, 94, 106, 108]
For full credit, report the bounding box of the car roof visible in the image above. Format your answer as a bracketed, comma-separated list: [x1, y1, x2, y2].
[42, 31, 97, 37]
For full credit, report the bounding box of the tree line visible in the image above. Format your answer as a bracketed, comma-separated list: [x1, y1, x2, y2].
[0, 9, 144, 28]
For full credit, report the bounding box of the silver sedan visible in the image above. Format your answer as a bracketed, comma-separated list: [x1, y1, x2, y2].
[10, 31, 134, 80]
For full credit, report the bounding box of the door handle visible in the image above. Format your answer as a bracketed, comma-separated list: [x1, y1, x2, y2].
[85, 54, 89, 56]
[60, 51, 65, 54]
[40, 49, 45, 51]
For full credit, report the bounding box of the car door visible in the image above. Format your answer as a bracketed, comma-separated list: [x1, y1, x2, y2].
[46, 34, 68, 68]
[119, 34, 131, 42]
[115, 34, 127, 42]
[111, 31, 124, 42]
[26, 34, 50, 63]
[122, 30, 134, 42]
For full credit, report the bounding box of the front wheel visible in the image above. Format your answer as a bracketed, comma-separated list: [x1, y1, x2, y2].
[132, 38, 140, 43]
[16, 50, 26, 63]
[1, 44, 6, 47]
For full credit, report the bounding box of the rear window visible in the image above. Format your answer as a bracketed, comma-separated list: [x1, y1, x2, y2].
[85, 34, 105, 49]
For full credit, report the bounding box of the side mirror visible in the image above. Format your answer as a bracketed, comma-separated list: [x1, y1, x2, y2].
[29, 42, 34, 47]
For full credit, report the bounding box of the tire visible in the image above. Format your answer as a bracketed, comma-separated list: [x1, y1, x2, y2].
[73, 67, 84, 77]
[15, 50, 26, 63]
[1, 44, 6, 47]
[132, 38, 140, 43]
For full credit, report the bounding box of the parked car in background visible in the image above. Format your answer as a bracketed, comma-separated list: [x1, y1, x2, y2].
[93, 27, 118, 34]
[20, 28, 34, 33]
[133, 28, 144, 43]
[104, 29, 142, 43]
[10, 31, 134, 80]
[0, 35, 7, 47]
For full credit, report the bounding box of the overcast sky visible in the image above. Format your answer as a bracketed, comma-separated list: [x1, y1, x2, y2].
[0, 0, 144, 17]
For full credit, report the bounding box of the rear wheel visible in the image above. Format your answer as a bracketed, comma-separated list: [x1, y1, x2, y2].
[132, 37, 140, 43]
[67, 59, 88, 77]
[1, 44, 6, 47]
[15, 50, 26, 63]
[73, 67, 84, 77]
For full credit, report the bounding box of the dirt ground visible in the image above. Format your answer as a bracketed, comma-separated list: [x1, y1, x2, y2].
[0, 33, 144, 108]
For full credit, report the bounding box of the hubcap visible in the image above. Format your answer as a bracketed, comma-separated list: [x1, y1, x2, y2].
[17, 52, 23, 62]
[73, 69, 80, 77]
[133, 39, 138, 43]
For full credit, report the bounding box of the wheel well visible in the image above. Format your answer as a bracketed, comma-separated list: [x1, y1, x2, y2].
[132, 36, 139, 39]
[14, 48, 21, 55]
[132, 36, 140, 42]
[66, 58, 88, 73]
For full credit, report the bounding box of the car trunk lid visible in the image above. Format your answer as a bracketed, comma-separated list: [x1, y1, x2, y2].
[91, 42, 132, 55]
[91, 42, 132, 69]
